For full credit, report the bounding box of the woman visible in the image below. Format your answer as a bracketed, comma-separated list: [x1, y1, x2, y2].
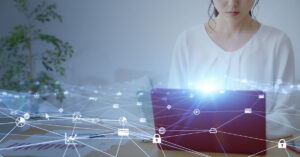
[168, 0, 296, 139]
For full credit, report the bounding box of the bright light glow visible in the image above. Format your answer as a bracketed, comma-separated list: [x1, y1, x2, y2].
[241, 79, 248, 83]
[136, 102, 142, 106]
[276, 79, 282, 85]
[202, 84, 216, 92]
[188, 82, 193, 87]
[195, 79, 221, 93]
[244, 108, 252, 114]
[64, 90, 69, 95]
[219, 90, 225, 94]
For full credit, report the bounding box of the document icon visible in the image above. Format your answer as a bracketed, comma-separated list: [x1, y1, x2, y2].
[244, 108, 252, 114]
[118, 128, 129, 136]
[258, 94, 264, 99]
[209, 128, 217, 134]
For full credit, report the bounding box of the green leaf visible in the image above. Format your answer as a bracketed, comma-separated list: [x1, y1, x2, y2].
[13, 0, 28, 13]
[0, 0, 74, 104]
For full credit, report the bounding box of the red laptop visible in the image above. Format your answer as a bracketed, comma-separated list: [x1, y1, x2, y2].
[151, 88, 266, 155]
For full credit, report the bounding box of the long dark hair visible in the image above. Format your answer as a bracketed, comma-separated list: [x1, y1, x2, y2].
[207, 0, 260, 31]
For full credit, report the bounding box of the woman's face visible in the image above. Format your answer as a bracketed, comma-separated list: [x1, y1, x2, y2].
[213, 0, 255, 20]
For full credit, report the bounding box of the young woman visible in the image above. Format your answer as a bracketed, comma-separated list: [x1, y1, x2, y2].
[168, 0, 296, 139]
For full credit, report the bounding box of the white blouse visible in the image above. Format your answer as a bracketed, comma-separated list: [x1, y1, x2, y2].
[168, 24, 296, 139]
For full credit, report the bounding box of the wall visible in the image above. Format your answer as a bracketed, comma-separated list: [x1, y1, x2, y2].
[0, 0, 299, 85]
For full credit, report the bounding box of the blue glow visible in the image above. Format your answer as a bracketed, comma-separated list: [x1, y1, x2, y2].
[194, 79, 222, 93]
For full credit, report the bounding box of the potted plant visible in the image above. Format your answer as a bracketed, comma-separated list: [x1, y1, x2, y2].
[0, 0, 74, 114]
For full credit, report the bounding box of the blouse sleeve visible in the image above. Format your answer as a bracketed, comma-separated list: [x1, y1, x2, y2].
[266, 33, 297, 139]
[168, 31, 189, 89]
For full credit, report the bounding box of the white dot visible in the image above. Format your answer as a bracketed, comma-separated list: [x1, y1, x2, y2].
[167, 104, 172, 110]
[58, 108, 64, 113]
[24, 113, 30, 120]
[158, 127, 166, 134]
[193, 109, 200, 115]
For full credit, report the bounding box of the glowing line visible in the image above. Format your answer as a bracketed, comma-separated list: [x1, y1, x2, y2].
[0, 139, 65, 151]
[162, 140, 210, 157]
[27, 124, 63, 137]
[158, 143, 166, 157]
[218, 131, 276, 143]
[0, 110, 15, 120]
[115, 136, 123, 157]
[127, 123, 152, 137]
[74, 144, 81, 157]
[0, 126, 17, 143]
[162, 131, 207, 139]
[215, 134, 228, 157]
[62, 143, 69, 157]
[248, 145, 277, 157]
[284, 148, 291, 157]
[0, 122, 16, 125]
[75, 140, 114, 157]
[253, 113, 300, 131]
[29, 123, 115, 132]
[216, 113, 244, 129]
[127, 136, 150, 157]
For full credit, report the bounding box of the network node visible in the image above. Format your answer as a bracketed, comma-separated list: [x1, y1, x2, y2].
[209, 128, 217, 134]
[89, 97, 98, 101]
[278, 139, 286, 148]
[152, 134, 161, 144]
[24, 113, 30, 120]
[193, 109, 200, 115]
[244, 108, 252, 114]
[158, 127, 166, 135]
[113, 104, 119, 109]
[139, 118, 146, 123]
[58, 108, 64, 113]
[64, 90, 69, 95]
[65, 133, 77, 145]
[15, 117, 26, 128]
[138, 92, 144, 96]
[45, 113, 50, 120]
[2, 92, 7, 96]
[116, 91, 122, 96]
[119, 117, 127, 126]
[118, 128, 129, 136]
[10, 110, 18, 115]
[166, 104, 171, 110]
[72, 112, 82, 122]
[33, 93, 40, 99]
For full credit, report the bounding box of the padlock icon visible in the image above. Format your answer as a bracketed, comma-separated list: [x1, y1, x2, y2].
[278, 139, 286, 148]
[152, 134, 161, 144]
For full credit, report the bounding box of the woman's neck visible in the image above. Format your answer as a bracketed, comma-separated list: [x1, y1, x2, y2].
[212, 15, 255, 35]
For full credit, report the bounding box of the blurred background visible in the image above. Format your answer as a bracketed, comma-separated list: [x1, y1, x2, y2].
[0, 0, 299, 86]
[0, 2, 299, 155]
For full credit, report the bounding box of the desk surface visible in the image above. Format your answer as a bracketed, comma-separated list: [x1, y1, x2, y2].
[91, 138, 298, 157]
[0, 123, 298, 157]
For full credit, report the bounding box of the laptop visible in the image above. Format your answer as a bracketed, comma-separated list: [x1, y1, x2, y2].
[151, 88, 266, 155]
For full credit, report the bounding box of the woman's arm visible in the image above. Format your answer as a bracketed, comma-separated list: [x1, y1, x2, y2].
[168, 31, 189, 89]
[266, 33, 297, 139]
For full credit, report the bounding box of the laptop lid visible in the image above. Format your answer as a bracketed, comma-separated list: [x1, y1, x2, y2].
[151, 88, 266, 155]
